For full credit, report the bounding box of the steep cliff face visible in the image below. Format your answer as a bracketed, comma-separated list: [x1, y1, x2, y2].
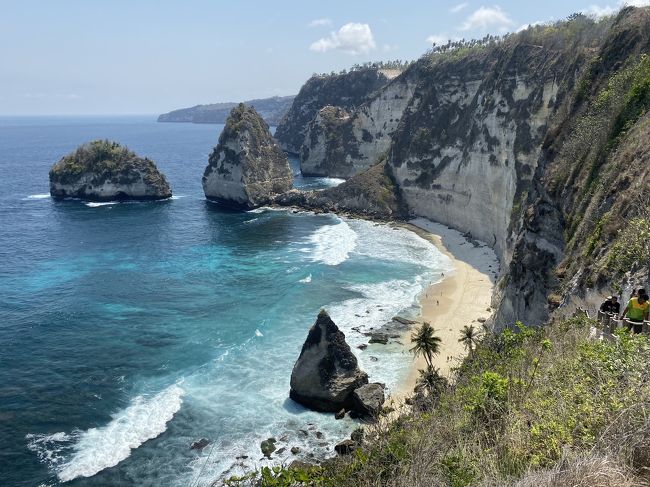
[274, 69, 395, 154]
[202, 104, 293, 209]
[296, 8, 650, 328]
[49, 140, 172, 201]
[300, 74, 417, 178]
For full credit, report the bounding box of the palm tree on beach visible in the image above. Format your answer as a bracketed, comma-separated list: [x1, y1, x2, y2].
[459, 324, 479, 354]
[410, 322, 441, 368]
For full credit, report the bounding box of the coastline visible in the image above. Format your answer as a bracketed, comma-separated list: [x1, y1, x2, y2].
[391, 218, 499, 403]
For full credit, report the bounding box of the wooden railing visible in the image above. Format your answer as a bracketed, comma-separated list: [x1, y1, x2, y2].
[596, 310, 650, 334]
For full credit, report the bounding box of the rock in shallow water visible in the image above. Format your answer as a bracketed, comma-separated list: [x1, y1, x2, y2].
[289, 310, 368, 412]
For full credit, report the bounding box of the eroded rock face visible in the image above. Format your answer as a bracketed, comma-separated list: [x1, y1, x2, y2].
[49, 140, 172, 201]
[202, 104, 292, 209]
[290, 310, 368, 412]
[352, 383, 385, 417]
[275, 69, 395, 154]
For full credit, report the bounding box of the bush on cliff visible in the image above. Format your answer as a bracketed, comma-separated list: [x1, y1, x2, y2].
[226, 316, 650, 486]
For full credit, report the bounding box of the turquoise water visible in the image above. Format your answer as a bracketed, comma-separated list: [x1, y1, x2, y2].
[0, 116, 451, 486]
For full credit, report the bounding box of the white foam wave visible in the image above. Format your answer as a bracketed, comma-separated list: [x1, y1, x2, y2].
[85, 201, 118, 208]
[255, 329, 264, 337]
[318, 177, 345, 187]
[299, 274, 312, 283]
[55, 384, 184, 482]
[307, 219, 357, 266]
[24, 194, 51, 200]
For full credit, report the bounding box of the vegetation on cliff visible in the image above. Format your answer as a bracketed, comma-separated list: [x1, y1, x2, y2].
[227, 316, 650, 486]
[49, 139, 172, 201]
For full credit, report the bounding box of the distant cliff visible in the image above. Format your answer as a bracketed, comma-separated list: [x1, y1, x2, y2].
[281, 7, 650, 329]
[274, 69, 400, 154]
[158, 95, 295, 126]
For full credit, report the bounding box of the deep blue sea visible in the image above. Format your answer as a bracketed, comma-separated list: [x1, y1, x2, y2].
[0, 116, 451, 486]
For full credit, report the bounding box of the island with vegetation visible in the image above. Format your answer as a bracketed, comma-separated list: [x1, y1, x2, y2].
[49, 140, 172, 201]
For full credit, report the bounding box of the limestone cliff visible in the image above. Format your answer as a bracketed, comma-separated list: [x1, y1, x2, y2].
[291, 7, 650, 328]
[300, 72, 416, 178]
[49, 140, 172, 201]
[274, 68, 395, 154]
[202, 104, 293, 209]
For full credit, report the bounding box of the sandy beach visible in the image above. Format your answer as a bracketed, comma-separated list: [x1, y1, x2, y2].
[391, 218, 500, 402]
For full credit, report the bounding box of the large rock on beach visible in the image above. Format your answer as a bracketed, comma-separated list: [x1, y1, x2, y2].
[49, 140, 172, 201]
[290, 310, 368, 412]
[202, 103, 293, 209]
[353, 383, 385, 417]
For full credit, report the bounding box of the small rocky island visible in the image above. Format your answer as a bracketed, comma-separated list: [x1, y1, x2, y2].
[202, 103, 293, 209]
[49, 140, 172, 201]
[290, 310, 385, 415]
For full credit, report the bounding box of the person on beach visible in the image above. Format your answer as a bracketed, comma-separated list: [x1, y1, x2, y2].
[599, 295, 620, 314]
[620, 292, 650, 333]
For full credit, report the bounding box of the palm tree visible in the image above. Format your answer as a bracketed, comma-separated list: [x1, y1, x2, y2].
[410, 322, 442, 368]
[415, 365, 448, 394]
[459, 324, 479, 354]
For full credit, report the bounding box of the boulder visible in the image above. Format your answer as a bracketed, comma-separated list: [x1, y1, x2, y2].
[260, 438, 277, 458]
[290, 310, 368, 412]
[368, 333, 389, 344]
[335, 409, 346, 420]
[202, 103, 293, 209]
[334, 439, 358, 455]
[353, 383, 385, 417]
[190, 438, 210, 451]
[49, 140, 172, 201]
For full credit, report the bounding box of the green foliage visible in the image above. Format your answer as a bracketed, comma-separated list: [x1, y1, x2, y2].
[605, 217, 650, 277]
[440, 452, 478, 487]
[410, 322, 442, 368]
[225, 465, 327, 486]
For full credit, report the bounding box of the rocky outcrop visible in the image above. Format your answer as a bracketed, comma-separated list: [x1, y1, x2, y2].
[49, 140, 172, 201]
[158, 95, 295, 126]
[275, 159, 407, 219]
[290, 310, 368, 412]
[274, 69, 396, 154]
[352, 383, 385, 417]
[202, 104, 293, 209]
[299, 72, 416, 178]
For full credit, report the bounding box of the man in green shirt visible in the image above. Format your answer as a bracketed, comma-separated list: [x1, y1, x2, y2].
[620, 292, 650, 333]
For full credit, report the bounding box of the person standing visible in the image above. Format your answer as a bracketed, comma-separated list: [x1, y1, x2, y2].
[620, 292, 650, 333]
[600, 296, 620, 314]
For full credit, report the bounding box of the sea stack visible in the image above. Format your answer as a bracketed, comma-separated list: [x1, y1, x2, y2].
[202, 103, 293, 209]
[290, 310, 368, 412]
[49, 140, 172, 201]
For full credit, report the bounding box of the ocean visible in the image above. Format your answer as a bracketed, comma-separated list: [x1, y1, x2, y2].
[0, 116, 451, 486]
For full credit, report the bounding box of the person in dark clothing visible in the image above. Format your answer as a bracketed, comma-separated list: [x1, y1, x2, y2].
[599, 296, 620, 314]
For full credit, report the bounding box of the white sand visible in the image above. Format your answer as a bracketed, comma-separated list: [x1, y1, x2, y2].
[390, 218, 500, 403]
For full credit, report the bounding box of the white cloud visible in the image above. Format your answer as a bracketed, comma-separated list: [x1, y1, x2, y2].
[582, 4, 618, 17]
[516, 20, 546, 32]
[450, 3, 469, 13]
[308, 18, 332, 27]
[460, 6, 514, 31]
[309, 23, 376, 55]
[426, 34, 451, 45]
[582, 0, 650, 18]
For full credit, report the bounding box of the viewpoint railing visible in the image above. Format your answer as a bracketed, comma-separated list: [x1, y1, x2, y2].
[596, 310, 650, 335]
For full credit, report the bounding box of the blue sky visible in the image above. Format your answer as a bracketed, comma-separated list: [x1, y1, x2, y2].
[1, 0, 648, 115]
